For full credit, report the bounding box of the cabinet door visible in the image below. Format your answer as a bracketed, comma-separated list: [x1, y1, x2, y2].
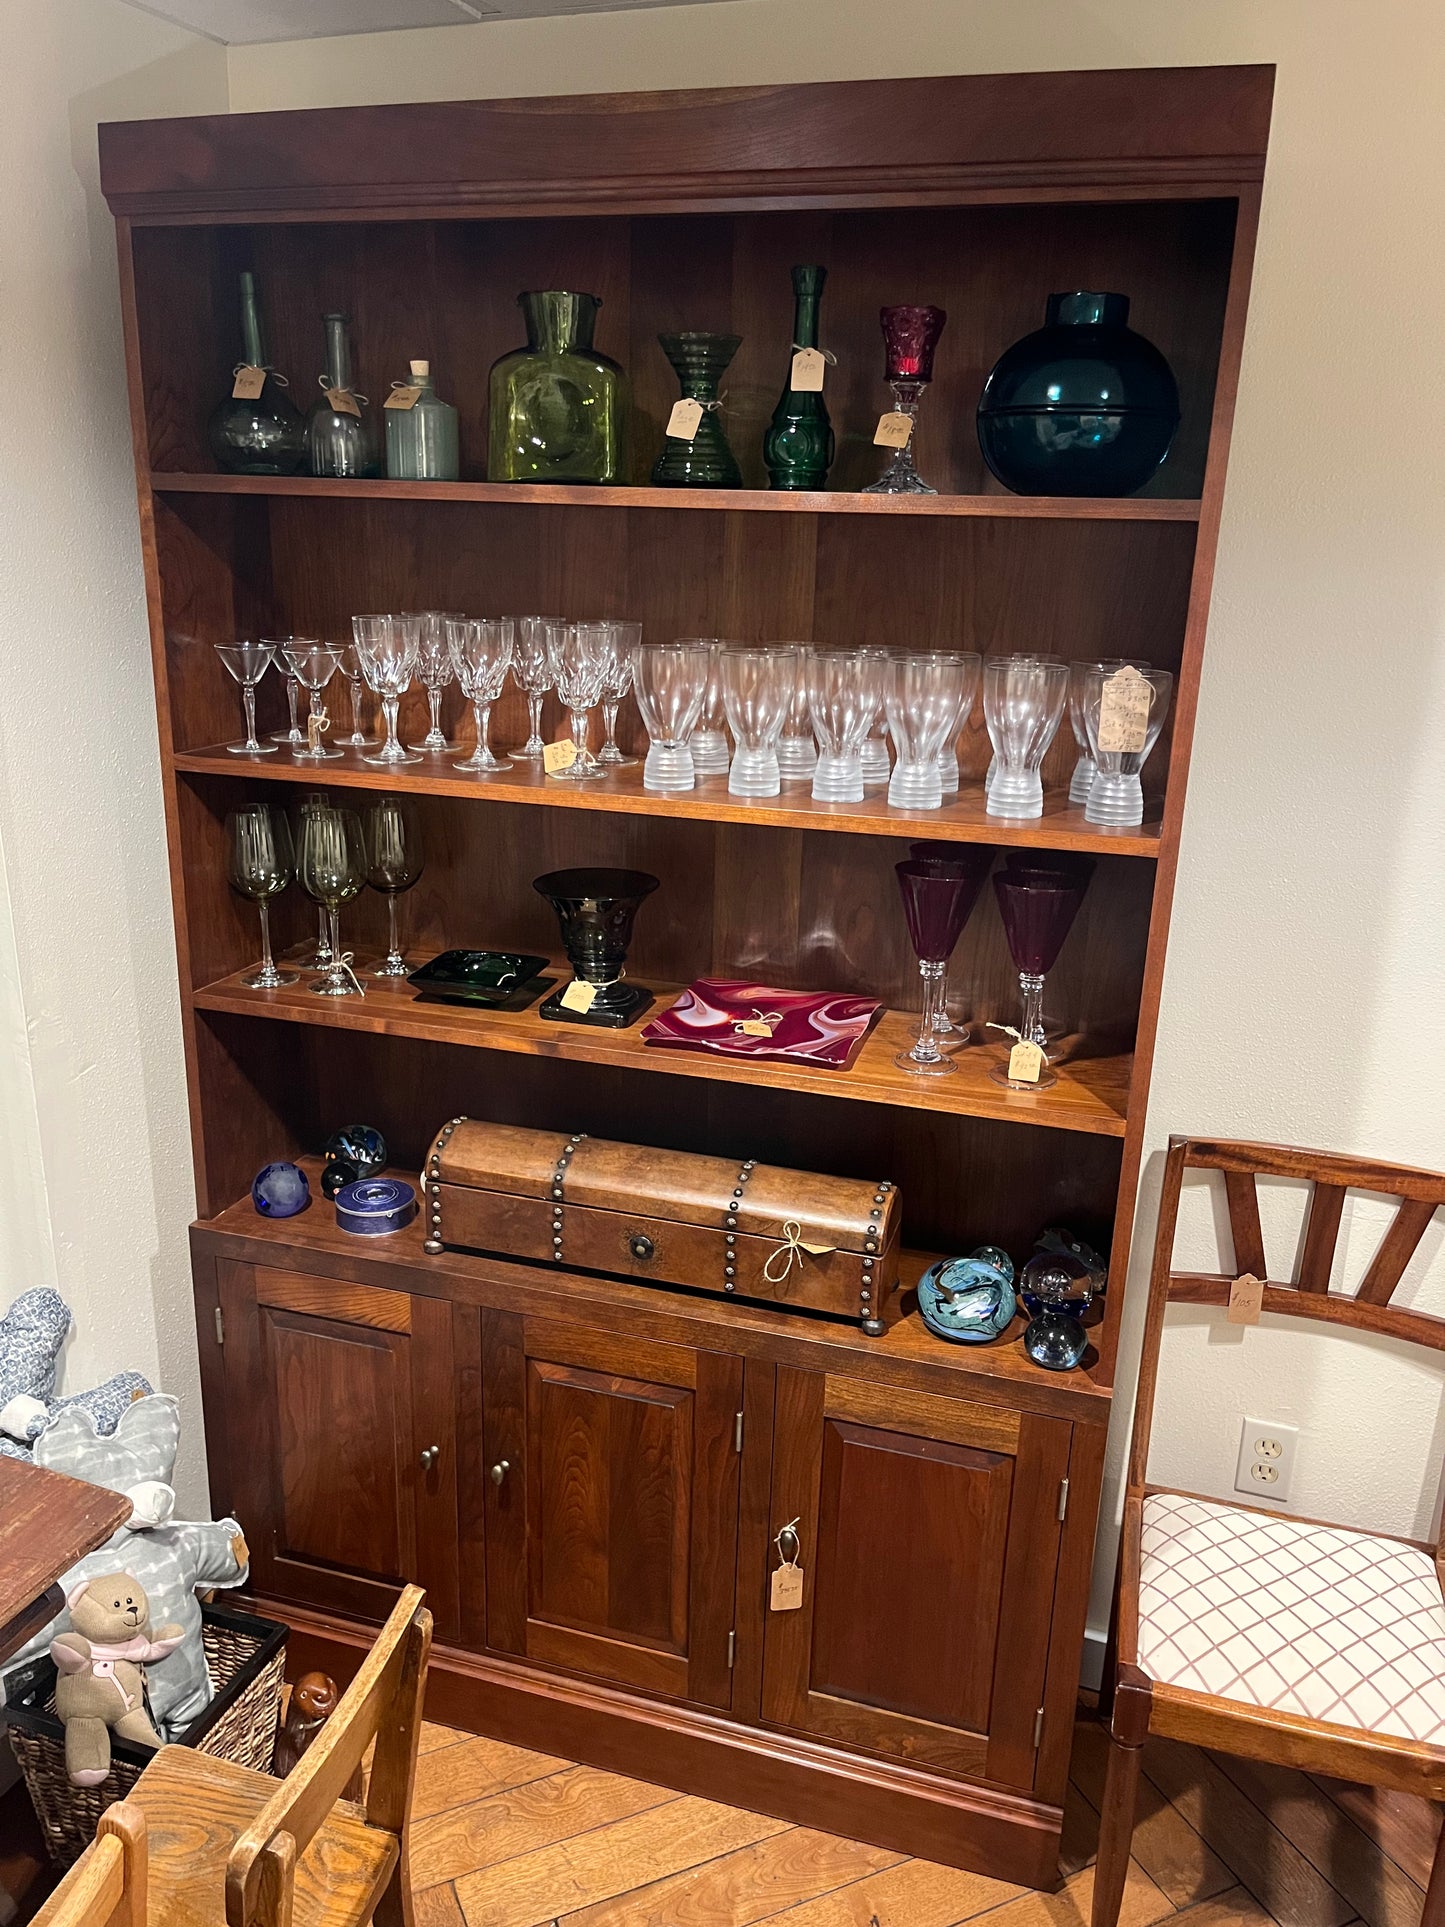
[760, 1369, 1069, 1790]
[218, 1263, 459, 1637]
[481, 1311, 743, 1708]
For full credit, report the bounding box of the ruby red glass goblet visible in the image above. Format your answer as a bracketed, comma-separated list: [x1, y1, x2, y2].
[895, 856, 991, 1077]
[990, 866, 1092, 1091]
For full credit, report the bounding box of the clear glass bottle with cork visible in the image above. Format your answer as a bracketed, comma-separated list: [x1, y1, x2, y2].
[384, 359, 460, 481]
[306, 312, 380, 478]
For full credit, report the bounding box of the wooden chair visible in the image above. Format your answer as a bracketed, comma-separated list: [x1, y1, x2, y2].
[32, 1805, 146, 1927]
[1094, 1136, 1445, 1927]
[126, 1583, 431, 1927]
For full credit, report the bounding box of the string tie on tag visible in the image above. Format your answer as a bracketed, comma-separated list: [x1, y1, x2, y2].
[698, 392, 729, 412]
[317, 376, 368, 404]
[732, 1008, 783, 1036]
[791, 344, 838, 365]
[332, 952, 366, 997]
[986, 1022, 1023, 1042]
[234, 362, 288, 387]
[307, 704, 330, 752]
[762, 1220, 837, 1284]
[774, 1518, 801, 1563]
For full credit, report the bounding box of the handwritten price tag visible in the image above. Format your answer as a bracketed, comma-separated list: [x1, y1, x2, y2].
[542, 740, 576, 775]
[791, 347, 826, 392]
[384, 385, 422, 411]
[560, 980, 597, 1014]
[1228, 1271, 1264, 1325]
[666, 398, 704, 440]
[770, 1563, 804, 1611]
[736, 1018, 775, 1037]
[326, 387, 361, 418]
[231, 365, 266, 400]
[874, 411, 913, 448]
[1097, 665, 1152, 754]
[1008, 1040, 1045, 1084]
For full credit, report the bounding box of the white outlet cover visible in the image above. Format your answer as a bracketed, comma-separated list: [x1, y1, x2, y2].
[1234, 1416, 1298, 1505]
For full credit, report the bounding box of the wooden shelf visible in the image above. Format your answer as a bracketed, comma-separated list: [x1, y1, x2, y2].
[198, 1156, 1113, 1417]
[150, 472, 1203, 522]
[173, 748, 1163, 859]
[190, 961, 1132, 1136]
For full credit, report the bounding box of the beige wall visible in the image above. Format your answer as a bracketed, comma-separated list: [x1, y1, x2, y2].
[226, 0, 1445, 1653]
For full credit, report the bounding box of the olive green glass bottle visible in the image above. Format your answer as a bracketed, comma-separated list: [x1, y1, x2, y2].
[488, 291, 629, 484]
[762, 265, 835, 491]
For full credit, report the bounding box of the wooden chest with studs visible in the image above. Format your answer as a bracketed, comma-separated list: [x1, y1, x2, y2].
[422, 1119, 902, 1334]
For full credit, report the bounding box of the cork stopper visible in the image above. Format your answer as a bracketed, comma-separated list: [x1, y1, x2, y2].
[409, 358, 430, 378]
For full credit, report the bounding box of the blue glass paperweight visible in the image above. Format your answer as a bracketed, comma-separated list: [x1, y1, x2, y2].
[917, 1249, 1017, 1345]
[1019, 1248, 1095, 1371]
[324, 1124, 388, 1176]
[321, 1156, 362, 1200]
[251, 1161, 310, 1218]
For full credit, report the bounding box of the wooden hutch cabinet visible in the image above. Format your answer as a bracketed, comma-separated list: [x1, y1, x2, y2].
[101, 67, 1271, 1886]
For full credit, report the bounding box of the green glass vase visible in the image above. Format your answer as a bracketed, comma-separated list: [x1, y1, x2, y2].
[488, 291, 629, 484]
[762, 265, 834, 492]
[652, 332, 742, 488]
[207, 271, 305, 477]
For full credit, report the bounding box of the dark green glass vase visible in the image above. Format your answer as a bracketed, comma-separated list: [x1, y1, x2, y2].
[207, 271, 305, 477]
[763, 265, 834, 492]
[488, 290, 629, 484]
[652, 332, 742, 488]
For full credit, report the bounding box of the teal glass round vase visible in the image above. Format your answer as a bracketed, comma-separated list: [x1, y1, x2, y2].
[652, 332, 742, 488]
[488, 291, 629, 485]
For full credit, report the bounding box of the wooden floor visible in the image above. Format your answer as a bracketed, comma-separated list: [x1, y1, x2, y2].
[407, 1715, 1441, 1927]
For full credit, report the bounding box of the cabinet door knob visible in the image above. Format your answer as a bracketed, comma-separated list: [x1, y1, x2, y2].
[420, 1445, 440, 1470]
[490, 1459, 510, 1485]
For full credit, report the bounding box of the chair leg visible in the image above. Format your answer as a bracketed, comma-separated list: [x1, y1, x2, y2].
[1422, 1814, 1445, 1927]
[1091, 1735, 1143, 1927]
[371, 1857, 414, 1927]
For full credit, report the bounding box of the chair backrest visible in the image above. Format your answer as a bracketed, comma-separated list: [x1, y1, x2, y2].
[1128, 1135, 1445, 1501]
[226, 1584, 432, 1927]
[32, 1805, 146, 1927]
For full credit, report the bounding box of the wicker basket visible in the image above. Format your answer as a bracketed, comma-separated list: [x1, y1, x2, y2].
[4, 1603, 286, 1866]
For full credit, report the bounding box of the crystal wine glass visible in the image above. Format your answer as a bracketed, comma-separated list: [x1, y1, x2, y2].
[632, 639, 710, 791]
[894, 858, 992, 1076]
[721, 645, 798, 798]
[410, 611, 461, 753]
[679, 639, 732, 776]
[863, 305, 947, 496]
[335, 642, 376, 748]
[907, 841, 995, 1041]
[352, 613, 422, 767]
[989, 864, 1092, 1090]
[447, 617, 515, 774]
[597, 619, 642, 768]
[226, 804, 298, 988]
[807, 646, 882, 803]
[296, 804, 368, 997]
[548, 621, 611, 781]
[1067, 657, 1143, 806]
[775, 645, 818, 782]
[983, 656, 1069, 819]
[214, 640, 277, 756]
[512, 617, 563, 759]
[280, 640, 343, 761]
[884, 651, 972, 810]
[363, 797, 425, 977]
[293, 791, 336, 968]
[1078, 662, 1174, 827]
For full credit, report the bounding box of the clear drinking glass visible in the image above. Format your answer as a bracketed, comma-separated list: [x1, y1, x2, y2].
[226, 804, 298, 988]
[597, 620, 642, 767]
[807, 647, 882, 803]
[935, 652, 981, 795]
[894, 858, 992, 1076]
[983, 656, 1069, 819]
[775, 645, 818, 782]
[363, 797, 425, 977]
[335, 642, 376, 748]
[680, 639, 732, 776]
[352, 614, 422, 767]
[1078, 663, 1174, 827]
[548, 621, 611, 780]
[512, 617, 563, 759]
[884, 651, 972, 810]
[632, 640, 710, 791]
[296, 805, 368, 996]
[721, 645, 799, 798]
[410, 611, 461, 753]
[1067, 657, 1143, 805]
[279, 640, 343, 761]
[214, 640, 277, 755]
[268, 663, 306, 747]
[447, 617, 515, 774]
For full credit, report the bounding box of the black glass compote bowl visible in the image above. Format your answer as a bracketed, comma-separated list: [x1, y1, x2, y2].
[533, 867, 660, 1028]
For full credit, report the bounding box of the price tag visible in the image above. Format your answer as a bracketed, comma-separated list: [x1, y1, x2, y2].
[326, 386, 361, 418]
[666, 398, 704, 441]
[543, 740, 576, 775]
[1227, 1271, 1264, 1325]
[1008, 1040, 1045, 1084]
[231, 365, 266, 400]
[736, 1018, 775, 1037]
[1097, 665, 1152, 754]
[791, 347, 826, 392]
[384, 385, 422, 411]
[560, 980, 597, 1014]
[874, 411, 913, 448]
[770, 1563, 804, 1611]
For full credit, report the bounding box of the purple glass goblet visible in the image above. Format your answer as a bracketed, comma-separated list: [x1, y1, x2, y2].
[895, 856, 991, 1077]
[990, 869, 1091, 1090]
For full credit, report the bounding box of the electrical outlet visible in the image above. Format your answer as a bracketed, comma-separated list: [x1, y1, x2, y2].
[1235, 1418, 1298, 1504]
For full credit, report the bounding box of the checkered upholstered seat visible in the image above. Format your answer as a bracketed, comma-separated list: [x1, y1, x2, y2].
[1137, 1492, 1445, 1745]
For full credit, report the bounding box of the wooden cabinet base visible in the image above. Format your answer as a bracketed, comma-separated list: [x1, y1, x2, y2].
[257, 1593, 1065, 1887]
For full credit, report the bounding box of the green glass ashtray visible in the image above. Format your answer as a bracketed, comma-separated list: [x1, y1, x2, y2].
[407, 950, 550, 1008]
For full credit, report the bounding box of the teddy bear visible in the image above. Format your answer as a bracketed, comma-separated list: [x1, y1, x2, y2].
[51, 1572, 184, 1786]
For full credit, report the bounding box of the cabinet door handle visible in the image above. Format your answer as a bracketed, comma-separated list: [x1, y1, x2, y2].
[419, 1445, 440, 1470]
[490, 1459, 510, 1485]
